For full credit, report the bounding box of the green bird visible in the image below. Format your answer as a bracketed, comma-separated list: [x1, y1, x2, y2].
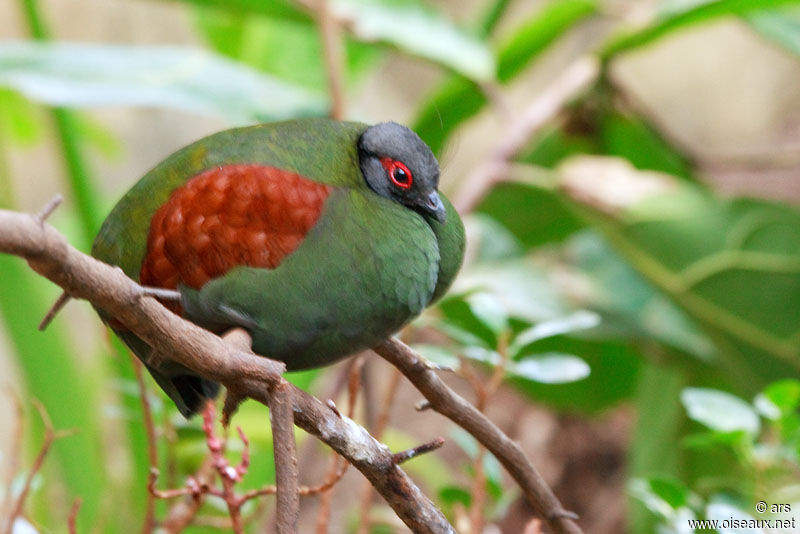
[92, 118, 465, 417]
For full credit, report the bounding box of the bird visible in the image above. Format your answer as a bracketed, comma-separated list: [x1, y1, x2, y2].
[92, 118, 465, 417]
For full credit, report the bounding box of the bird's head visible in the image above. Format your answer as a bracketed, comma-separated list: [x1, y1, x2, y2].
[357, 122, 445, 223]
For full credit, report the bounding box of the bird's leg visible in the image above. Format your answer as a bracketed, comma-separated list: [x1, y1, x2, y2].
[137, 285, 182, 302]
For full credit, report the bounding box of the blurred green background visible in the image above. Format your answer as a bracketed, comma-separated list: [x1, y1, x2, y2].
[1, 0, 800, 532]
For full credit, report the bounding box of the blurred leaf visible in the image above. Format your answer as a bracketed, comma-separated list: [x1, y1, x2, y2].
[467, 214, 525, 262]
[629, 476, 695, 514]
[509, 336, 640, 412]
[600, 110, 693, 179]
[559, 156, 800, 385]
[509, 311, 601, 356]
[438, 485, 471, 507]
[411, 343, 461, 370]
[496, 0, 596, 81]
[452, 260, 571, 325]
[754, 379, 800, 420]
[746, 6, 800, 56]
[331, 0, 494, 82]
[464, 291, 509, 335]
[681, 388, 760, 434]
[0, 41, 326, 123]
[414, 0, 597, 155]
[477, 182, 585, 248]
[0, 88, 42, 144]
[159, 0, 306, 22]
[564, 230, 716, 360]
[194, 8, 379, 92]
[509, 353, 590, 384]
[706, 500, 761, 534]
[601, 0, 800, 59]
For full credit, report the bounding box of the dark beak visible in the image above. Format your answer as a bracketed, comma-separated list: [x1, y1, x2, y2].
[419, 190, 447, 223]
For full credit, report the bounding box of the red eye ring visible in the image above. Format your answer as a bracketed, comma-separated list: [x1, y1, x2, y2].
[380, 158, 413, 190]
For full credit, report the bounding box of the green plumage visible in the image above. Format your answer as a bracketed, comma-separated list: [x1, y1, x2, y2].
[92, 118, 465, 416]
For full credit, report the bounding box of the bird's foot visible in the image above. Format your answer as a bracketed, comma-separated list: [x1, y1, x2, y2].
[137, 285, 182, 301]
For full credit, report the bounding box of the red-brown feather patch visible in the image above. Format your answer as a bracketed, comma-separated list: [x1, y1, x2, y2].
[140, 165, 332, 297]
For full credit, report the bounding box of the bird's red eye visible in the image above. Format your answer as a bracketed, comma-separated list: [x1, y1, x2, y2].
[380, 158, 413, 190]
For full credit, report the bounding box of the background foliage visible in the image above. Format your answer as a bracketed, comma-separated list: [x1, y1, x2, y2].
[1, 0, 800, 532]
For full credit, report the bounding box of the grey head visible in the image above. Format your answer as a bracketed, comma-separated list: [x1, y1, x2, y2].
[357, 122, 446, 223]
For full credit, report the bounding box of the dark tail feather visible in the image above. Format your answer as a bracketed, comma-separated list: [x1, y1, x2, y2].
[117, 330, 220, 418]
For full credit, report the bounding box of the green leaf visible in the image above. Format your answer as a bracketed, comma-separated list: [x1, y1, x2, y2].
[509, 353, 590, 384]
[745, 6, 800, 56]
[559, 156, 800, 385]
[0, 41, 326, 123]
[601, 0, 800, 60]
[331, 0, 494, 82]
[509, 311, 600, 357]
[629, 476, 694, 514]
[496, 0, 596, 81]
[476, 182, 586, 248]
[413, 0, 597, 155]
[681, 388, 760, 435]
[754, 379, 800, 419]
[464, 291, 509, 335]
[0, 88, 42, 144]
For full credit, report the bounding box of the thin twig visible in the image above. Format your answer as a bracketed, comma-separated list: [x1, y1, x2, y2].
[269, 381, 300, 534]
[131, 356, 158, 534]
[454, 56, 600, 213]
[391, 437, 445, 465]
[3, 401, 75, 534]
[374, 339, 582, 534]
[315, 0, 346, 119]
[68, 498, 82, 534]
[1, 388, 24, 525]
[315, 357, 362, 534]
[38, 290, 71, 331]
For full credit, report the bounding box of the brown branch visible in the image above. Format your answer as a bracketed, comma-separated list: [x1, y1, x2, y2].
[373, 338, 583, 534]
[391, 437, 445, 465]
[314, 0, 346, 120]
[0, 204, 455, 534]
[454, 56, 600, 213]
[269, 381, 300, 534]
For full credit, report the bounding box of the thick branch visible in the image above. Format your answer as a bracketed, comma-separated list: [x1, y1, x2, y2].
[0, 206, 454, 534]
[374, 338, 583, 534]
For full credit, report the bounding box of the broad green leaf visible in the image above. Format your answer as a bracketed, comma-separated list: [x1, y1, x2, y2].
[0, 41, 326, 123]
[509, 353, 590, 384]
[746, 6, 800, 56]
[414, 0, 598, 155]
[601, 0, 800, 60]
[465, 291, 509, 335]
[331, 0, 493, 82]
[509, 311, 601, 357]
[496, 0, 596, 81]
[0, 88, 42, 144]
[476, 182, 585, 248]
[681, 388, 760, 434]
[629, 476, 695, 515]
[558, 156, 800, 385]
[564, 231, 715, 360]
[193, 7, 380, 92]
